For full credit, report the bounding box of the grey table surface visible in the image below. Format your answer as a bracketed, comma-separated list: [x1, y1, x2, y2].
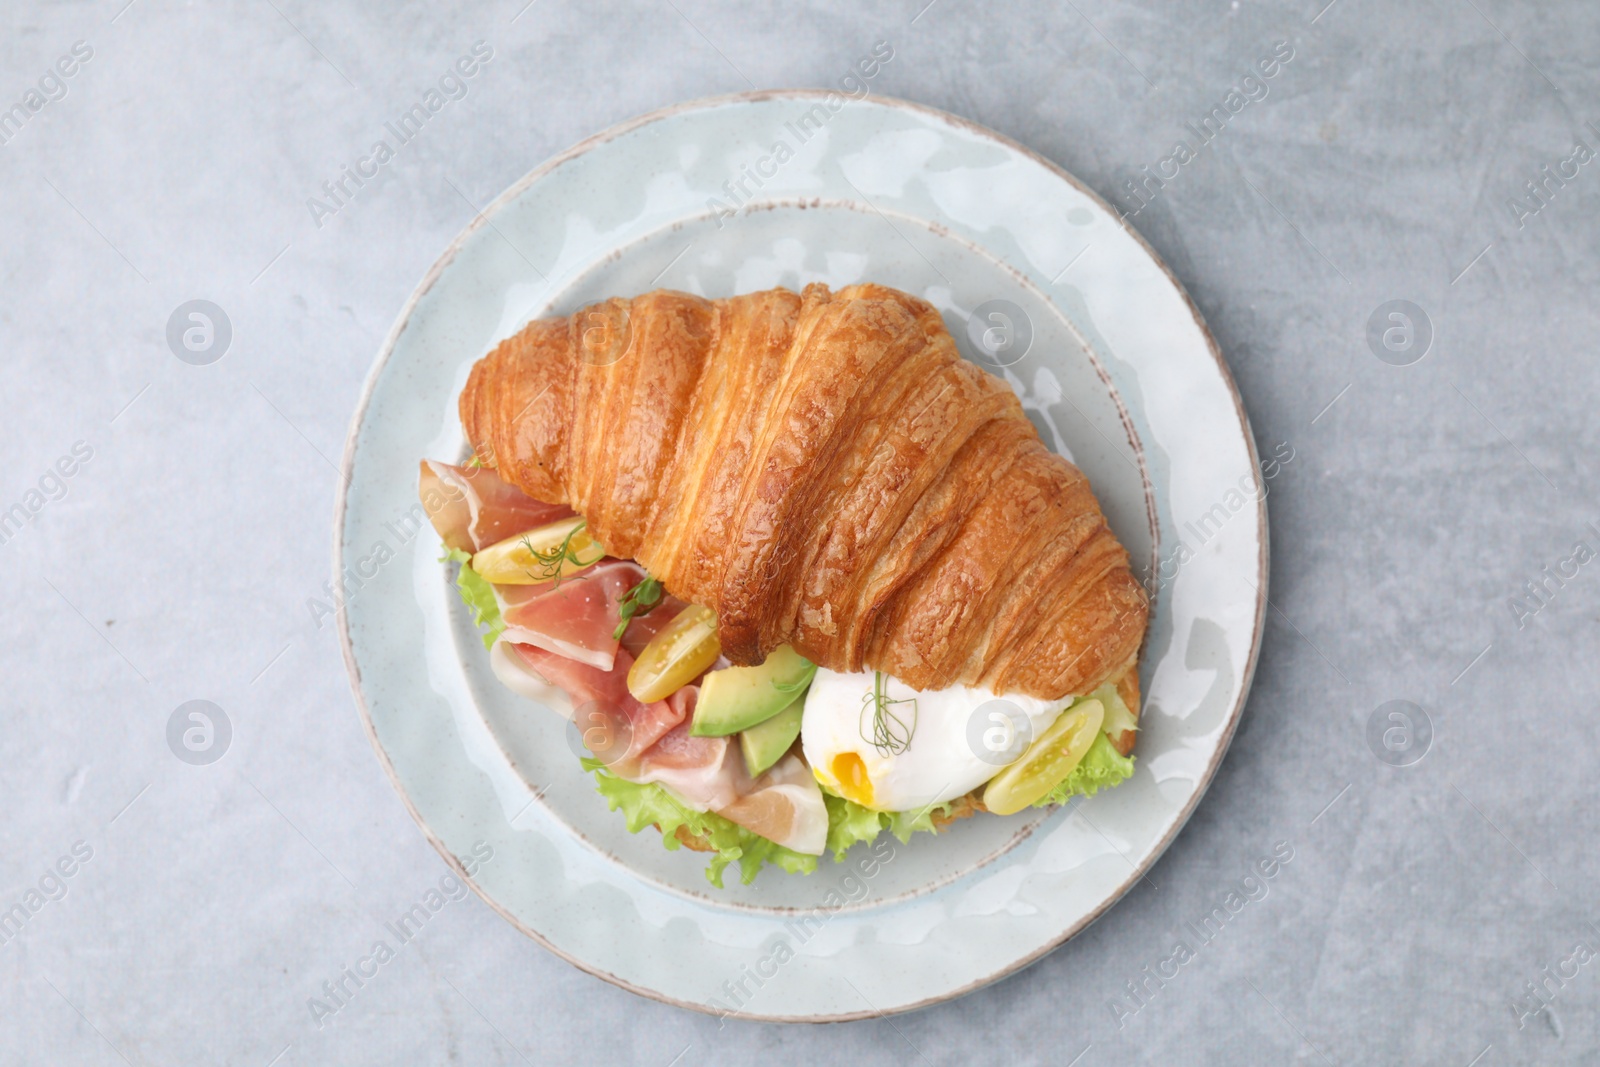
[3, 0, 1597, 1064]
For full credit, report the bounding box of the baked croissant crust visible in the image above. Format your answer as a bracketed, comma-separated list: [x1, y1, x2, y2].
[460, 283, 1148, 703]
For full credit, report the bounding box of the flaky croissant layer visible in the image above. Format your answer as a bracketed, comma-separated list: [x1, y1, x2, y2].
[461, 283, 1148, 701]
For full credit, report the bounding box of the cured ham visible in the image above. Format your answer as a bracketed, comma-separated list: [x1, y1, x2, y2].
[488, 639, 570, 708]
[718, 753, 829, 856]
[420, 460, 574, 552]
[500, 561, 643, 671]
[634, 715, 741, 812]
[509, 643, 684, 762]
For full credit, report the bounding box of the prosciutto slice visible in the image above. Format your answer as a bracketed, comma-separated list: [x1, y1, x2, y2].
[500, 561, 642, 671]
[420, 460, 573, 552]
[719, 753, 829, 856]
[510, 643, 684, 763]
[633, 690, 743, 811]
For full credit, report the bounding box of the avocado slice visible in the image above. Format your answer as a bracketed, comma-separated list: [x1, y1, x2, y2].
[740, 694, 805, 778]
[690, 645, 815, 737]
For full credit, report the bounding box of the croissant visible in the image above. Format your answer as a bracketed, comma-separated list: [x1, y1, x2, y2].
[459, 283, 1148, 709]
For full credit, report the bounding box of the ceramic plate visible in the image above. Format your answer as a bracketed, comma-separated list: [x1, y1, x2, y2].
[337, 90, 1267, 1021]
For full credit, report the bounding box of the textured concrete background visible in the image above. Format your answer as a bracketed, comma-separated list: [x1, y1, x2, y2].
[2, 0, 1597, 1063]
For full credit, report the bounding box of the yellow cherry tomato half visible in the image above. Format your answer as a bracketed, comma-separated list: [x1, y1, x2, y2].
[982, 698, 1105, 816]
[469, 516, 603, 585]
[627, 604, 720, 703]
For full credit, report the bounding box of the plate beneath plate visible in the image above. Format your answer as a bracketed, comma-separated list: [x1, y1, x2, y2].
[338, 90, 1266, 1020]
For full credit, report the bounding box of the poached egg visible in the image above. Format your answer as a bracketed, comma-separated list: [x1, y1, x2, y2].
[801, 667, 1069, 813]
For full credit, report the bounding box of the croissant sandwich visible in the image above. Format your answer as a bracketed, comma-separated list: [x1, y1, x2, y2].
[421, 282, 1148, 886]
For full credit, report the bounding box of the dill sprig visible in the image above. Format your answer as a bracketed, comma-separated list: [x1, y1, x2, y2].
[521, 520, 603, 587]
[859, 670, 917, 757]
[611, 575, 664, 640]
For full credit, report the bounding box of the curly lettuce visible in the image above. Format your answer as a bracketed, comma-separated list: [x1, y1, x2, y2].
[822, 790, 892, 857]
[1033, 732, 1135, 807]
[442, 547, 504, 649]
[821, 789, 955, 859]
[582, 759, 819, 887]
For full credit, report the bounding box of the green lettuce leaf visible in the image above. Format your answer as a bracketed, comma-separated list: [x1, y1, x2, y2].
[442, 547, 504, 649]
[885, 800, 956, 843]
[822, 790, 889, 857]
[1032, 731, 1136, 807]
[581, 759, 819, 887]
[820, 788, 954, 857]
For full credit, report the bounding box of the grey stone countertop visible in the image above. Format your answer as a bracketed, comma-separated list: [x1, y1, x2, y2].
[2, 0, 1596, 1063]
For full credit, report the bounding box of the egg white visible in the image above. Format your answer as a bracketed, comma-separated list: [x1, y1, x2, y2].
[801, 667, 1069, 813]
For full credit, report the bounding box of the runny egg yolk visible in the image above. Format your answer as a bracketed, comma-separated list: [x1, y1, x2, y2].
[829, 752, 874, 809]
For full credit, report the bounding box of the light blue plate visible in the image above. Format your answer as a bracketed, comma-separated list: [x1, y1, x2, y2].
[337, 91, 1267, 1020]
